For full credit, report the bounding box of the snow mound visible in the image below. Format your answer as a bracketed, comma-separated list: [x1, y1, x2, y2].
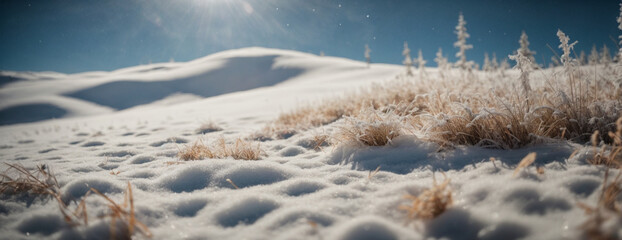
[0, 47, 375, 125]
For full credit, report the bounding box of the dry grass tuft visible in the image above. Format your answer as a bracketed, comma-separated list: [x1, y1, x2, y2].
[578, 170, 622, 240]
[177, 140, 215, 161]
[216, 138, 263, 160]
[513, 152, 537, 177]
[0, 163, 59, 196]
[262, 61, 621, 150]
[0, 163, 151, 239]
[400, 174, 453, 220]
[1, 164, 153, 237]
[0, 163, 92, 227]
[178, 137, 262, 161]
[588, 118, 622, 168]
[91, 182, 152, 239]
[335, 108, 404, 147]
[311, 133, 329, 151]
[195, 121, 223, 135]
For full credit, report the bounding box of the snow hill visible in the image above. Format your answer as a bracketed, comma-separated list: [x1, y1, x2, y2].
[0, 48, 619, 240]
[0, 47, 400, 125]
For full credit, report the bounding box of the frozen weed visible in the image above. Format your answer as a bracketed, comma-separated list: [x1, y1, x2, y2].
[178, 137, 262, 161]
[335, 108, 404, 147]
[400, 174, 453, 220]
[578, 170, 622, 240]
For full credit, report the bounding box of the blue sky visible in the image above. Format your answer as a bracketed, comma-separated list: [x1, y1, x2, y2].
[1, 0, 619, 73]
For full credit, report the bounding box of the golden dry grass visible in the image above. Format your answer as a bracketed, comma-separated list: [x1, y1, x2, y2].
[177, 140, 215, 161]
[311, 132, 329, 151]
[178, 137, 262, 161]
[0, 163, 59, 196]
[196, 121, 223, 135]
[588, 118, 622, 168]
[400, 174, 453, 220]
[263, 62, 621, 149]
[334, 108, 404, 147]
[513, 152, 537, 177]
[578, 170, 622, 240]
[91, 182, 152, 239]
[1, 164, 152, 237]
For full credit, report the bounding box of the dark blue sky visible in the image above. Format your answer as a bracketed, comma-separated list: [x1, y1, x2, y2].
[1, 0, 619, 73]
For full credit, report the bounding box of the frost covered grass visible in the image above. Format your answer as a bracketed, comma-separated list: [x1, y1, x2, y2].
[334, 108, 404, 147]
[1, 164, 151, 238]
[178, 137, 262, 161]
[578, 170, 622, 240]
[588, 118, 622, 168]
[267, 62, 621, 149]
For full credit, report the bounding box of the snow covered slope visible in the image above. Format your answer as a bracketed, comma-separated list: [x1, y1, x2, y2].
[0, 47, 398, 125]
[0, 48, 619, 240]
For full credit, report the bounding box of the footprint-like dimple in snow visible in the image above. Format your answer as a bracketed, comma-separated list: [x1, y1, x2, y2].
[283, 180, 326, 196]
[159, 166, 213, 193]
[215, 197, 279, 227]
[280, 146, 304, 157]
[564, 176, 601, 197]
[98, 163, 119, 170]
[82, 141, 105, 147]
[267, 209, 334, 229]
[17, 214, 66, 236]
[38, 148, 57, 154]
[75, 133, 89, 137]
[173, 198, 208, 217]
[18, 140, 34, 144]
[62, 178, 123, 202]
[99, 150, 135, 158]
[150, 137, 188, 147]
[128, 171, 156, 179]
[215, 164, 291, 189]
[330, 217, 400, 240]
[69, 140, 83, 145]
[121, 132, 135, 136]
[475, 221, 529, 240]
[503, 186, 571, 215]
[130, 155, 156, 164]
[503, 187, 540, 202]
[426, 209, 484, 240]
[521, 197, 571, 215]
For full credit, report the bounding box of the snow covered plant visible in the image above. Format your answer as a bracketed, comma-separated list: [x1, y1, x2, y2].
[509, 48, 533, 109]
[403, 41, 413, 76]
[415, 49, 427, 78]
[434, 48, 450, 78]
[335, 107, 404, 147]
[517, 31, 537, 68]
[364, 44, 371, 68]
[454, 12, 474, 70]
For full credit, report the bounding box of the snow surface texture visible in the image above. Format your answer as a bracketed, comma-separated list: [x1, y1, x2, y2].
[0, 47, 619, 239]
